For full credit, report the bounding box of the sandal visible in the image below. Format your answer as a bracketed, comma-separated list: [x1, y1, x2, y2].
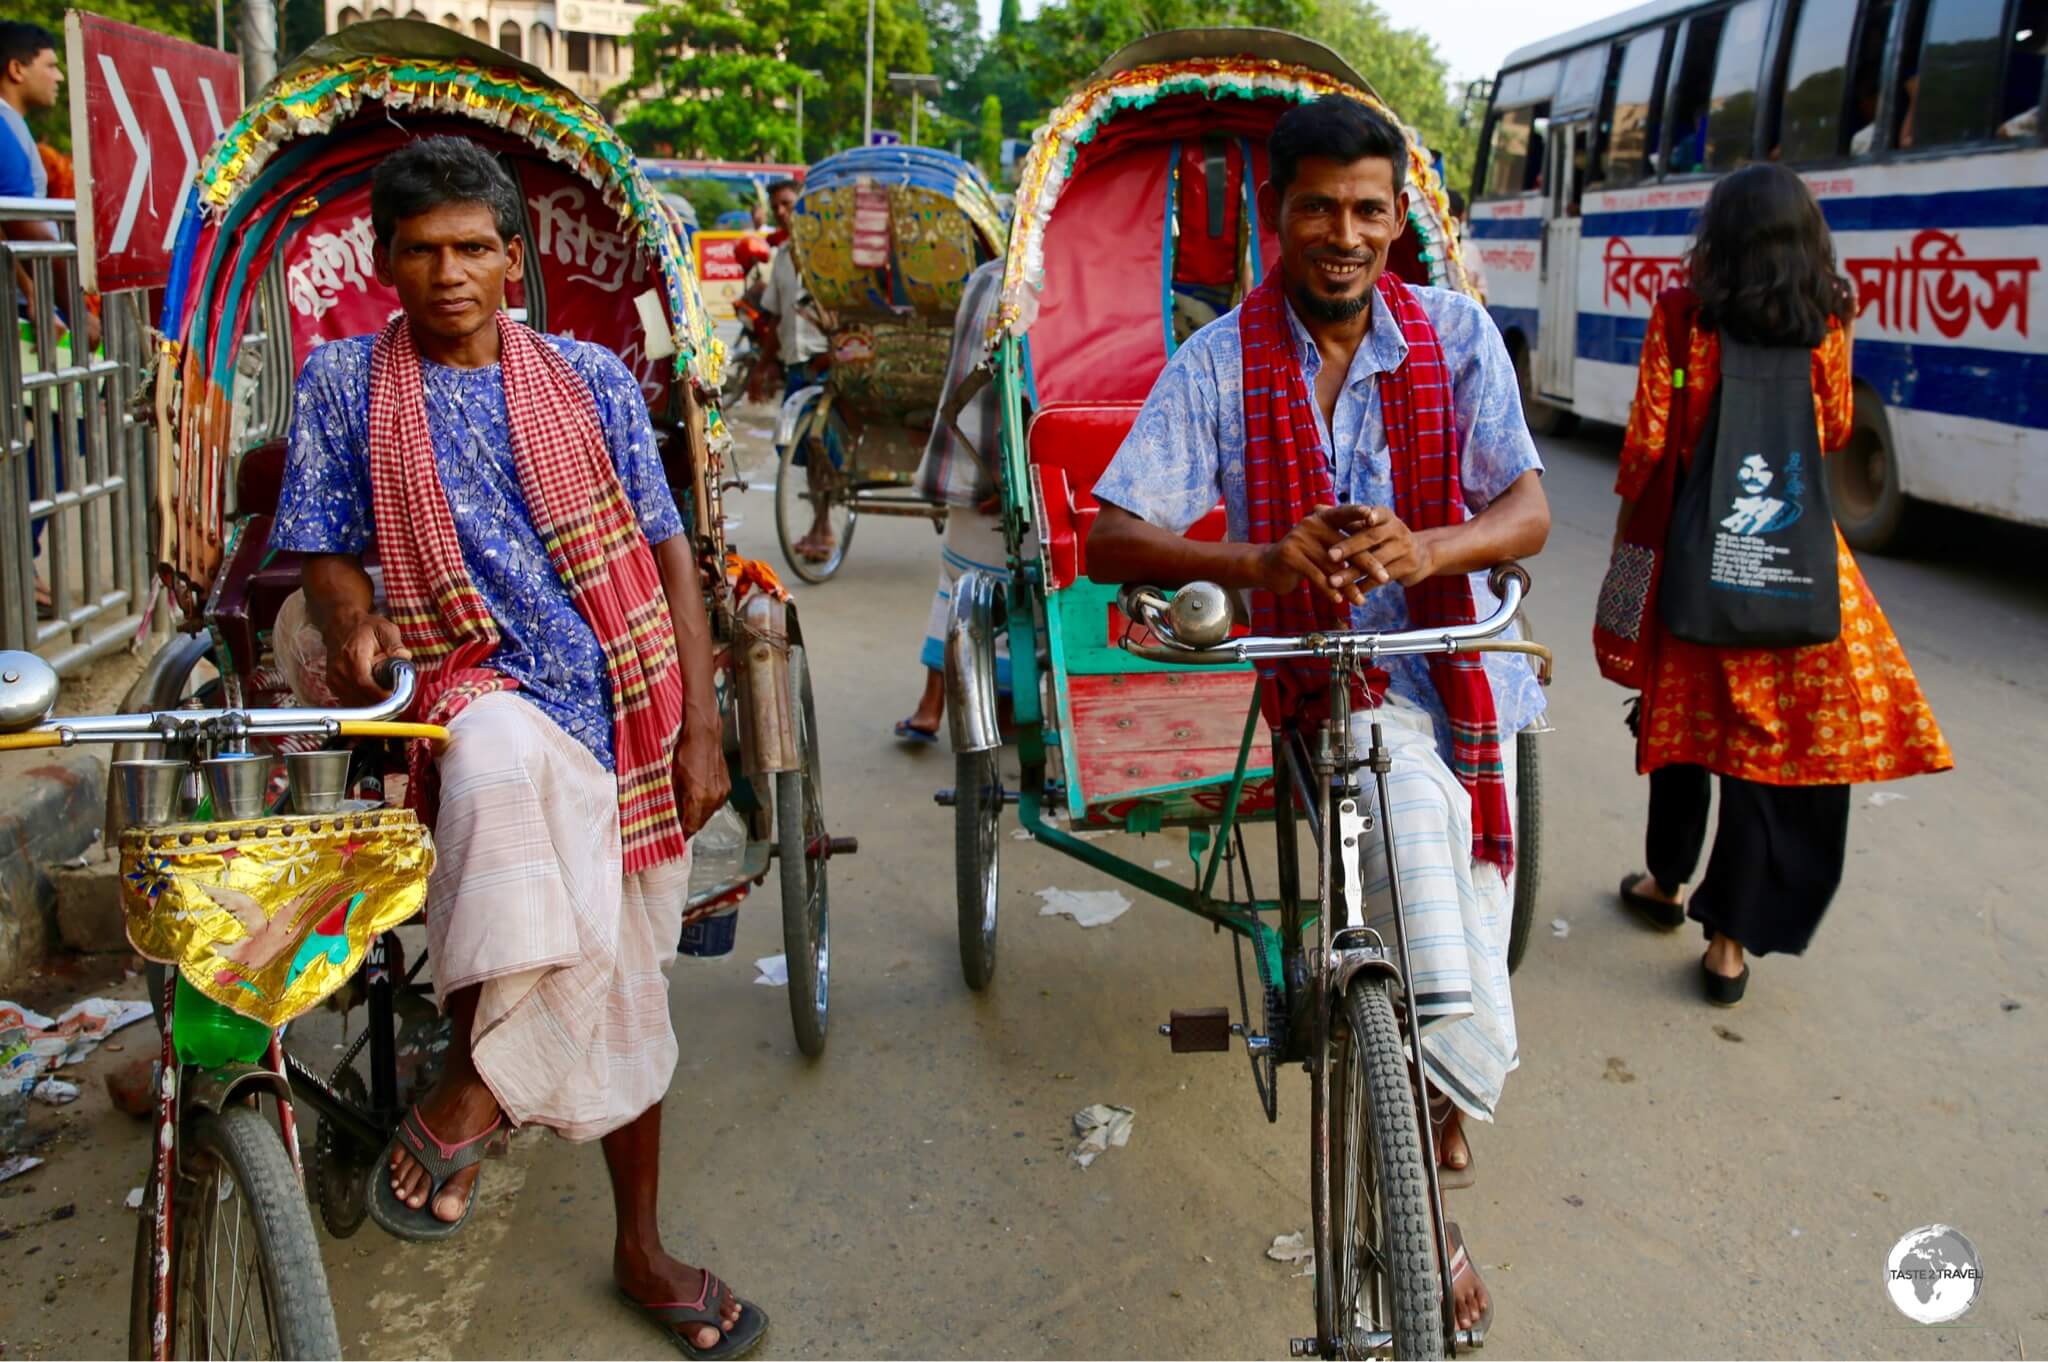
[893, 718, 940, 746]
[365, 1103, 501, 1241]
[1446, 1222, 1493, 1346]
[1429, 1094, 1475, 1191]
[1701, 953, 1749, 1007]
[1618, 872, 1686, 931]
[621, 1275, 770, 1360]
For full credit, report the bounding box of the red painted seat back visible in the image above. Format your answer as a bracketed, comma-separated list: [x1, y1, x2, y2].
[1027, 401, 1229, 587]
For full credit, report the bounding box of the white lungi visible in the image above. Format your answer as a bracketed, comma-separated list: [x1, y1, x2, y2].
[1349, 696, 1519, 1124]
[919, 509, 1016, 688]
[273, 593, 689, 1142]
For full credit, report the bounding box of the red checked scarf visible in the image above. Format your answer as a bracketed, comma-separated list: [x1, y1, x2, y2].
[1239, 271, 1513, 872]
[366, 313, 688, 874]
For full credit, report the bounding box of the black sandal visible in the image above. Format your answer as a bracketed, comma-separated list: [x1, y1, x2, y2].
[365, 1104, 500, 1241]
[1618, 872, 1686, 930]
[1701, 953, 1749, 1006]
[621, 1275, 770, 1360]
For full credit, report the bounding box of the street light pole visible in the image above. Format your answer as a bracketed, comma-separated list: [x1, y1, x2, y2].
[863, 0, 875, 145]
[886, 72, 942, 149]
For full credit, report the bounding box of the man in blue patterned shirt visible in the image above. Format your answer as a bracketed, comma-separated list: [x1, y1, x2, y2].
[1087, 98, 1551, 1340]
[270, 138, 762, 1355]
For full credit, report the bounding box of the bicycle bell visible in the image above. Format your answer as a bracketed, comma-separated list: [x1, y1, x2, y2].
[0, 650, 59, 732]
[1167, 582, 1233, 648]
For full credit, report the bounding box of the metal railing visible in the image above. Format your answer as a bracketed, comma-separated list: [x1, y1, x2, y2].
[0, 196, 156, 674]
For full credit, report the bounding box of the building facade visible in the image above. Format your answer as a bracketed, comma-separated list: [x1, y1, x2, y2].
[324, 0, 647, 102]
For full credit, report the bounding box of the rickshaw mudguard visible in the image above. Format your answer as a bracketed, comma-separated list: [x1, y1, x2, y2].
[735, 592, 800, 778]
[181, 1061, 293, 1117]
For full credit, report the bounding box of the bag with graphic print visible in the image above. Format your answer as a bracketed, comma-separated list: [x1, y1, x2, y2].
[1660, 335, 1841, 649]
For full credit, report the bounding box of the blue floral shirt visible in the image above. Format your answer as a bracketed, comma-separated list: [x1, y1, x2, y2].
[270, 334, 684, 770]
[1092, 284, 1547, 750]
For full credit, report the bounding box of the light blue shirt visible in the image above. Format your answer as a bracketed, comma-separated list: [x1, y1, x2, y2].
[1092, 283, 1547, 749]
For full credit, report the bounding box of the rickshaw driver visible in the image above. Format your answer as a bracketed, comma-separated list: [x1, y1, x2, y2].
[1086, 96, 1551, 1335]
[269, 137, 767, 1357]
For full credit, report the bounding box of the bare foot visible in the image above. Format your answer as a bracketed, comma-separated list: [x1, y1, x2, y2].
[617, 1247, 745, 1352]
[1431, 1096, 1472, 1175]
[1447, 1224, 1490, 1333]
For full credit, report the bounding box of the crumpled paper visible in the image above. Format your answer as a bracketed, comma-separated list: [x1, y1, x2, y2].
[2, 998, 153, 1089]
[1037, 888, 1132, 929]
[752, 955, 789, 988]
[1071, 1103, 1134, 1167]
[1268, 1230, 1315, 1276]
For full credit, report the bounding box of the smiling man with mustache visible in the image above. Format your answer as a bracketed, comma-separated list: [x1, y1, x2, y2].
[1086, 96, 1552, 1338]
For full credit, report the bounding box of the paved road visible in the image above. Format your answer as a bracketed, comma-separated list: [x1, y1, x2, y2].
[6, 416, 2043, 1359]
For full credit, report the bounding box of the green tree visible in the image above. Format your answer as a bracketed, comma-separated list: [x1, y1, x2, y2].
[1009, 0, 1312, 110]
[14, 0, 225, 151]
[1297, 0, 1478, 194]
[922, 0, 982, 116]
[976, 92, 1003, 177]
[998, 0, 1022, 37]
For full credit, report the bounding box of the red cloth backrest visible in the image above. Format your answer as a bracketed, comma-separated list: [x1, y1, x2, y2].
[1027, 401, 1147, 510]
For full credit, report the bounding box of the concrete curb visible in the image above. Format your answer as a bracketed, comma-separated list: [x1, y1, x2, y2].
[0, 749, 107, 984]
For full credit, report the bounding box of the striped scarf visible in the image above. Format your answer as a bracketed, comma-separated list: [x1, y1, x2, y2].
[367, 313, 688, 874]
[1239, 272, 1513, 872]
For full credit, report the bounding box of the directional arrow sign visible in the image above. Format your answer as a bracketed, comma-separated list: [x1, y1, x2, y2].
[67, 13, 242, 295]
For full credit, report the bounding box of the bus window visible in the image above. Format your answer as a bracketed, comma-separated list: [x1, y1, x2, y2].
[1847, 0, 1900, 153]
[1895, 0, 2013, 146]
[1773, 0, 1864, 161]
[1704, 0, 1772, 168]
[1597, 27, 1672, 185]
[1556, 46, 1608, 114]
[1482, 105, 1551, 196]
[1997, 0, 2044, 139]
[1664, 9, 1732, 172]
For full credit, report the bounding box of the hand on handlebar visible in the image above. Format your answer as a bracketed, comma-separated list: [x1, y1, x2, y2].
[1258, 505, 1380, 607]
[1325, 506, 1437, 592]
[327, 614, 411, 708]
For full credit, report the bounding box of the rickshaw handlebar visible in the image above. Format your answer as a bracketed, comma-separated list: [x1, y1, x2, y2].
[1119, 563, 1553, 672]
[0, 660, 441, 750]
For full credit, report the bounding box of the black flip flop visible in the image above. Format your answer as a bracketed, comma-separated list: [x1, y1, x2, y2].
[1618, 872, 1686, 930]
[1447, 1222, 1493, 1346]
[1701, 953, 1750, 1006]
[365, 1104, 500, 1241]
[621, 1275, 770, 1360]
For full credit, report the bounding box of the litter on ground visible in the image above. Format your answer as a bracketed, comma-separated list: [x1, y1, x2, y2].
[1867, 791, 1908, 807]
[1071, 1103, 1135, 1167]
[1551, 917, 1571, 938]
[1267, 1230, 1315, 1276]
[753, 955, 789, 987]
[1036, 887, 1132, 929]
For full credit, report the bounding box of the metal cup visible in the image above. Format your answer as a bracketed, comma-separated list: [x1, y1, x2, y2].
[202, 753, 273, 821]
[285, 749, 353, 814]
[112, 759, 189, 827]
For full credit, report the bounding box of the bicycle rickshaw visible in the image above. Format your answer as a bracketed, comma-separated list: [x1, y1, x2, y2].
[0, 21, 842, 1358]
[938, 30, 1551, 1358]
[772, 146, 1007, 582]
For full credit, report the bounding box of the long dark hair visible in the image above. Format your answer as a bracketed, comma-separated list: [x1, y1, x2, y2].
[1687, 163, 1855, 349]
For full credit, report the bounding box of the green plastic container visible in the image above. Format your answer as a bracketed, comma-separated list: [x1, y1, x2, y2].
[170, 961, 273, 1068]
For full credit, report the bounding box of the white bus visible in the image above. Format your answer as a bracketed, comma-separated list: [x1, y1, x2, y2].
[1469, 0, 2045, 550]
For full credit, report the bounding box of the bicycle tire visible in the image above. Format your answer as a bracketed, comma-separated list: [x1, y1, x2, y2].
[777, 642, 830, 1058]
[774, 414, 856, 583]
[1316, 978, 1444, 1360]
[955, 749, 1002, 991]
[1506, 729, 1543, 975]
[129, 1104, 341, 1360]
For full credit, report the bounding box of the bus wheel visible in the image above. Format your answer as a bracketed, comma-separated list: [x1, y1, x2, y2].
[1830, 385, 1915, 553]
[1513, 336, 1577, 438]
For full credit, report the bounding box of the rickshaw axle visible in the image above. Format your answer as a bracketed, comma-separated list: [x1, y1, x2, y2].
[767, 834, 860, 860]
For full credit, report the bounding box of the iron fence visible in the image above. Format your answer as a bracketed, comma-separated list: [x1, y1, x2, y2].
[0, 196, 157, 674]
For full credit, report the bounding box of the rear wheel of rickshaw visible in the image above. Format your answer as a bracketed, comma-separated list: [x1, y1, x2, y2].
[955, 750, 1004, 991]
[128, 1105, 341, 1360]
[774, 410, 857, 584]
[1505, 729, 1543, 975]
[1312, 978, 1444, 1360]
[777, 642, 830, 1057]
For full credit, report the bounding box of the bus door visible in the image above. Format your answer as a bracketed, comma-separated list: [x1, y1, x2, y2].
[1536, 116, 1592, 402]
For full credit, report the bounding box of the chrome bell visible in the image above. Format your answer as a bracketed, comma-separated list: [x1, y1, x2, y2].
[1166, 581, 1234, 648]
[0, 650, 59, 733]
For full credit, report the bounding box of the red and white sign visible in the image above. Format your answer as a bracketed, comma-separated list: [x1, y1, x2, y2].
[65, 13, 242, 294]
[693, 229, 753, 321]
[851, 183, 891, 269]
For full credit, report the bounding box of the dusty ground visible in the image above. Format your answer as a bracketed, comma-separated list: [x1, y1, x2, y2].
[2, 415, 2042, 1359]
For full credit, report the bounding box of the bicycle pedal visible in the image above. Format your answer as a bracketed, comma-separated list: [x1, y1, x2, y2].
[1158, 1007, 1231, 1053]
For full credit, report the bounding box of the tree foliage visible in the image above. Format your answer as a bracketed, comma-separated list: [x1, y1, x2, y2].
[1296, 0, 1479, 195]
[977, 92, 1002, 178]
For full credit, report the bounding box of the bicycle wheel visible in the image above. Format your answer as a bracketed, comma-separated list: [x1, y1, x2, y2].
[129, 1104, 341, 1360]
[777, 641, 830, 1058]
[774, 411, 856, 584]
[1506, 729, 1542, 975]
[1312, 977, 1443, 1360]
[955, 749, 1002, 991]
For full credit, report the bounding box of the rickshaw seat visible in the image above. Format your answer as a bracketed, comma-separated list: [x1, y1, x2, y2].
[236, 439, 289, 519]
[1028, 402, 1229, 588]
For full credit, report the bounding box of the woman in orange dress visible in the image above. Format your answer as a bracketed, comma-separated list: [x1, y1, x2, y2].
[1610, 164, 1952, 1004]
